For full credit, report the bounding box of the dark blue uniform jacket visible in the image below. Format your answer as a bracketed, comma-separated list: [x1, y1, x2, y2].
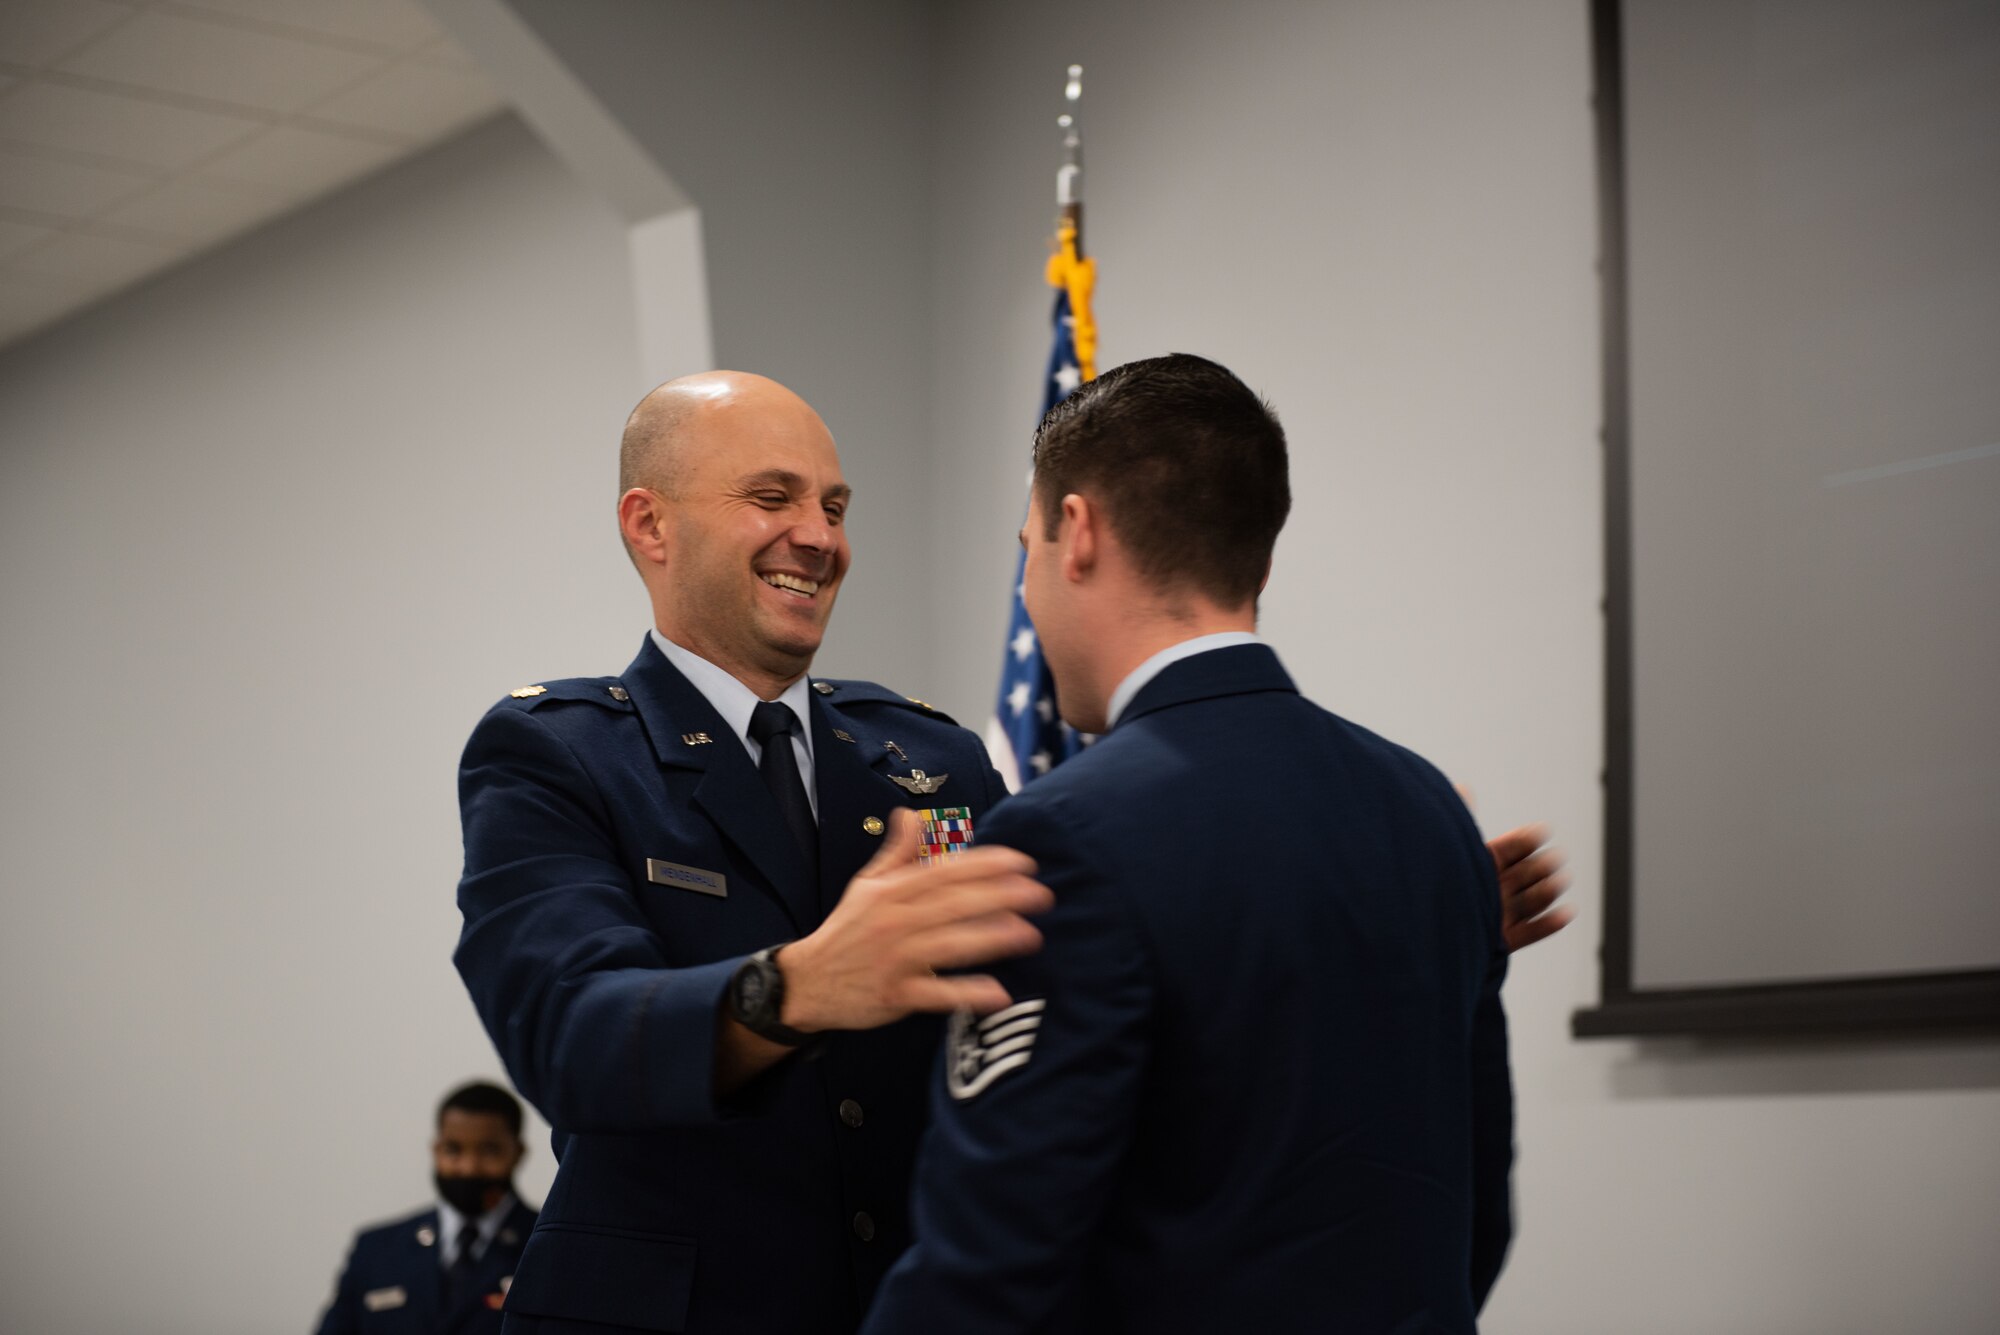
[316, 1201, 537, 1335]
[864, 644, 1514, 1334]
[454, 637, 1007, 1334]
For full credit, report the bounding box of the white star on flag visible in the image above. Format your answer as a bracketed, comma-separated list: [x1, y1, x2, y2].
[1035, 697, 1054, 723]
[1052, 363, 1083, 395]
[1007, 681, 1032, 717]
[1030, 750, 1053, 775]
[1010, 626, 1037, 661]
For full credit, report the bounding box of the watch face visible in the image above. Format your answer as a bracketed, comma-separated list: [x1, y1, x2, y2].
[737, 966, 768, 1015]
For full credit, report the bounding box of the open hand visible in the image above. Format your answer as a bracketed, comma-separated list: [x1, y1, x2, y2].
[1487, 822, 1573, 952]
[778, 810, 1052, 1032]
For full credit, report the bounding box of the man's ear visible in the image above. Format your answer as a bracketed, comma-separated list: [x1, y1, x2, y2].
[618, 488, 669, 565]
[1060, 492, 1097, 583]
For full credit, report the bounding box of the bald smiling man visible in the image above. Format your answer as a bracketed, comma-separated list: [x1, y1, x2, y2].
[450, 372, 1571, 1335]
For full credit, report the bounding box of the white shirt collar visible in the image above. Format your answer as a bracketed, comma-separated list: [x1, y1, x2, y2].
[436, 1190, 516, 1268]
[649, 630, 818, 814]
[1104, 631, 1263, 730]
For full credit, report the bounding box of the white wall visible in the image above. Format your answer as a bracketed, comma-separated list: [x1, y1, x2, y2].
[922, 3, 2000, 1333]
[0, 115, 693, 1333]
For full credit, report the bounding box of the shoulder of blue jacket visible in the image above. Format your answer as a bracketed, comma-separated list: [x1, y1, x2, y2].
[811, 677, 961, 727]
[352, 1204, 436, 1247]
[492, 677, 635, 713]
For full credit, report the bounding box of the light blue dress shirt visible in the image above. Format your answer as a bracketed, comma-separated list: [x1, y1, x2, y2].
[649, 630, 820, 819]
[1103, 631, 1264, 730]
[436, 1191, 518, 1268]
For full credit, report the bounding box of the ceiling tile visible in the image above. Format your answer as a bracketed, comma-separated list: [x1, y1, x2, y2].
[167, 0, 445, 53]
[58, 10, 383, 114]
[0, 81, 262, 171]
[410, 36, 484, 74]
[7, 228, 188, 289]
[0, 216, 57, 259]
[98, 176, 289, 242]
[194, 123, 405, 196]
[306, 61, 501, 141]
[0, 0, 137, 70]
[0, 147, 153, 218]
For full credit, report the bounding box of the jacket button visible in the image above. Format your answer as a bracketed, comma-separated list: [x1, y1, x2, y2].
[852, 1211, 875, 1242]
[838, 1099, 864, 1128]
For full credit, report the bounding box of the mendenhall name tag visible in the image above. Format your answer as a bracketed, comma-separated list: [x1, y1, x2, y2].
[648, 858, 727, 898]
[363, 1286, 407, 1312]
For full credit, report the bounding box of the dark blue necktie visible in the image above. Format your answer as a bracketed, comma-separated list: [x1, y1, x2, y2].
[748, 701, 817, 871]
[445, 1220, 480, 1306]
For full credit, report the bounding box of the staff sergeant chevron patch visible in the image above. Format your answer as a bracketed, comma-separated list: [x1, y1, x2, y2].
[946, 997, 1045, 1101]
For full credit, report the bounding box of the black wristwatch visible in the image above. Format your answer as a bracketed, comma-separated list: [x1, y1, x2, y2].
[728, 946, 819, 1047]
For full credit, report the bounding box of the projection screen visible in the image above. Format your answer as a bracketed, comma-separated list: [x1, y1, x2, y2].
[1574, 0, 2000, 1036]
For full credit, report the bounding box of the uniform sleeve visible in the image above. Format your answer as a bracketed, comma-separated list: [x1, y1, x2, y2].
[1449, 794, 1515, 1309]
[862, 793, 1151, 1335]
[453, 705, 748, 1133]
[312, 1236, 361, 1335]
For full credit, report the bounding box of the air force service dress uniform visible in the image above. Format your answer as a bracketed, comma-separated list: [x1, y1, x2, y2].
[453, 636, 1008, 1334]
[863, 642, 1515, 1335]
[316, 1200, 537, 1335]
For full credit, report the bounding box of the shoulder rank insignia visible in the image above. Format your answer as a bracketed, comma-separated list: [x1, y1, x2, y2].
[509, 685, 547, 699]
[905, 695, 936, 710]
[891, 768, 948, 795]
[947, 996, 1043, 1101]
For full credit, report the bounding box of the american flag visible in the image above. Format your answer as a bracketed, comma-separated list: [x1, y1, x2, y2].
[984, 288, 1092, 792]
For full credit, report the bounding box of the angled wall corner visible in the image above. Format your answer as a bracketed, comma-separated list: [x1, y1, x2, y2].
[426, 0, 940, 689]
[417, 0, 713, 389]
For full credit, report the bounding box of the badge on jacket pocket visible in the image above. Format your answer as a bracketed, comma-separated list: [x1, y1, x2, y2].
[363, 1286, 407, 1312]
[648, 858, 727, 898]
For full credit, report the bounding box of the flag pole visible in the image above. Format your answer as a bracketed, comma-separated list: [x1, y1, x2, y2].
[987, 65, 1101, 791]
[1048, 65, 1097, 382]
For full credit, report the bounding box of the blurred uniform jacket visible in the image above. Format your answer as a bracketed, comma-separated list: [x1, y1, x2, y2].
[315, 1201, 537, 1335]
[863, 643, 1515, 1335]
[453, 637, 1008, 1334]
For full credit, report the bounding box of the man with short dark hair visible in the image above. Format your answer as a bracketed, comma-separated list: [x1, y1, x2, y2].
[315, 1081, 538, 1334]
[864, 354, 1516, 1333]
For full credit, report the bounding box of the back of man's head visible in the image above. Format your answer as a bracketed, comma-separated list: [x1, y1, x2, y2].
[1031, 353, 1291, 608]
[437, 1080, 524, 1140]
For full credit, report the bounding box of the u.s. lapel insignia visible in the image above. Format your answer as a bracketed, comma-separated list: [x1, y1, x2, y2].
[915, 806, 972, 864]
[681, 732, 713, 746]
[890, 768, 947, 795]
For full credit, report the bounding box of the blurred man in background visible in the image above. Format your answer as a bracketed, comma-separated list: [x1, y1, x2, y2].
[315, 1081, 538, 1335]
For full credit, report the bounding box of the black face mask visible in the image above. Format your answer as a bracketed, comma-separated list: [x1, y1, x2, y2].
[435, 1172, 511, 1217]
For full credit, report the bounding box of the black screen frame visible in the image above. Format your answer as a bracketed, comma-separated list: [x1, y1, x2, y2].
[1571, 0, 2000, 1040]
